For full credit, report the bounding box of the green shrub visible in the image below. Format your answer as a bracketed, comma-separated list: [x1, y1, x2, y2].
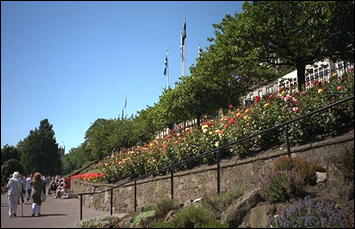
[203, 186, 244, 214]
[155, 198, 180, 218]
[1, 159, 24, 186]
[173, 203, 216, 228]
[199, 221, 229, 228]
[78, 215, 121, 228]
[151, 221, 176, 228]
[133, 210, 156, 224]
[273, 156, 324, 185]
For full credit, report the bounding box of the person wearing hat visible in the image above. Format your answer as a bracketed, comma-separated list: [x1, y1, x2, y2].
[7, 171, 23, 217]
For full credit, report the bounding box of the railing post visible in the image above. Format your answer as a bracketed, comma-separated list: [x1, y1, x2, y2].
[134, 180, 137, 212]
[284, 124, 291, 158]
[170, 168, 174, 199]
[80, 194, 83, 220]
[216, 150, 221, 194]
[110, 188, 113, 215]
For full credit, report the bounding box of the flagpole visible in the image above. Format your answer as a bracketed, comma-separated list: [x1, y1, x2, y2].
[183, 17, 186, 77]
[166, 49, 169, 89]
[180, 31, 183, 77]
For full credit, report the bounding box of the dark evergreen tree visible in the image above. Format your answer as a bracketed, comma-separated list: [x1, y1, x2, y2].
[18, 119, 62, 175]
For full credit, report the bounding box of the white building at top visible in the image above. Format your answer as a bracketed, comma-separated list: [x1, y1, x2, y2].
[245, 59, 353, 101]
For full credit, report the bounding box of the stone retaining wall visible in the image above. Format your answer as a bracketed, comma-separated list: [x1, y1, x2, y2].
[71, 130, 354, 214]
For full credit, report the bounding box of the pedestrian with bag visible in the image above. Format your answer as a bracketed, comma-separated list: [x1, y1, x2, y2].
[30, 172, 46, 216]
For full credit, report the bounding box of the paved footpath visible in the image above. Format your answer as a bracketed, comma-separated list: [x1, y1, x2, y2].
[1, 194, 122, 228]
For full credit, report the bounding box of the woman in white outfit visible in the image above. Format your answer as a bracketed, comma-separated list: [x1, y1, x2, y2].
[7, 171, 23, 217]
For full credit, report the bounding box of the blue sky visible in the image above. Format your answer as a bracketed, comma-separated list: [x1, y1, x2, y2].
[1, 1, 244, 153]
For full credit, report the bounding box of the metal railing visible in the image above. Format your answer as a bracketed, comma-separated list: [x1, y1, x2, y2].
[77, 95, 354, 220]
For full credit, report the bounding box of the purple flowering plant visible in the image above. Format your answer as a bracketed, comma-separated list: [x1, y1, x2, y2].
[260, 168, 305, 202]
[269, 196, 352, 228]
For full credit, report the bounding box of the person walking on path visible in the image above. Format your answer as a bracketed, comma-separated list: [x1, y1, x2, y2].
[7, 171, 23, 217]
[30, 172, 46, 216]
[26, 174, 33, 202]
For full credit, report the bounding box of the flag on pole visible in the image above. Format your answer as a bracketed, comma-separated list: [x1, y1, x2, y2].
[163, 51, 168, 76]
[180, 32, 184, 62]
[180, 19, 187, 62]
[182, 20, 186, 46]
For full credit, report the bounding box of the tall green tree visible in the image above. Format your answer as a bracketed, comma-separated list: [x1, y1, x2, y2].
[232, 1, 354, 90]
[18, 119, 62, 175]
[61, 143, 90, 175]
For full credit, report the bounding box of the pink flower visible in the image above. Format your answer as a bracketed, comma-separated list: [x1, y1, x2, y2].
[292, 107, 300, 112]
[336, 85, 343, 91]
[284, 95, 291, 102]
[228, 104, 233, 109]
[291, 97, 298, 105]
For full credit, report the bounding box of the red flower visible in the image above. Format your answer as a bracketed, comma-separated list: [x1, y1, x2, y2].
[162, 144, 168, 149]
[279, 88, 284, 93]
[255, 96, 261, 103]
[224, 124, 228, 129]
[313, 80, 320, 87]
[229, 117, 236, 124]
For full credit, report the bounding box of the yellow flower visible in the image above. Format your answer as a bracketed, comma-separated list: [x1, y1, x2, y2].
[214, 141, 220, 147]
[318, 88, 324, 94]
[244, 115, 251, 120]
[281, 90, 286, 97]
[263, 103, 270, 108]
[202, 128, 208, 133]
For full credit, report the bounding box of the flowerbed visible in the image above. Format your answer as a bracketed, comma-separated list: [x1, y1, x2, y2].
[70, 172, 106, 182]
[92, 72, 353, 183]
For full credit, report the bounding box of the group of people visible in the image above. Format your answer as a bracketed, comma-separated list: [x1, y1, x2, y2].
[48, 176, 70, 199]
[7, 171, 46, 217]
[6, 171, 70, 217]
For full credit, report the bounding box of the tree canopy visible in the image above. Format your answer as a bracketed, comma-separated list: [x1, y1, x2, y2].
[18, 119, 62, 175]
[224, 1, 354, 90]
